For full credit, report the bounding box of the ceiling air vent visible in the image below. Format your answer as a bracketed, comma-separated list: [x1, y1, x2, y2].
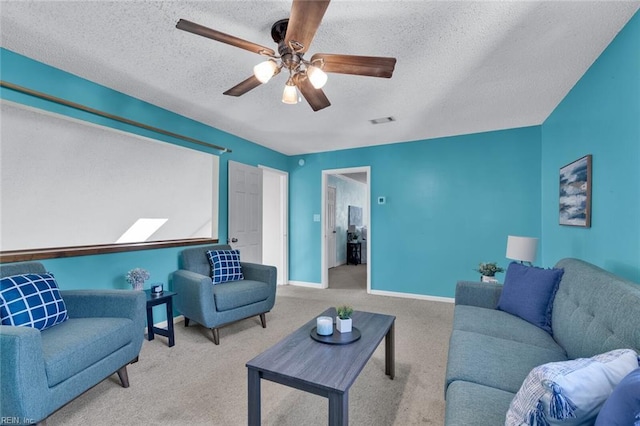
[369, 116, 396, 125]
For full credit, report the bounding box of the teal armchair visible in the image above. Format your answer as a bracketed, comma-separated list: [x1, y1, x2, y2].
[0, 262, 145, 425]
[173, 244, 277, 344]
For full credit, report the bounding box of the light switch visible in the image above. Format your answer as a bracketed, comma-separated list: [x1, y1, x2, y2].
[313, 214, 320, 222]
[377, 196, 386, 205]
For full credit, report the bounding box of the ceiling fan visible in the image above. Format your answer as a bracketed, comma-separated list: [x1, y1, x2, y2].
[176, 0, 396, 112]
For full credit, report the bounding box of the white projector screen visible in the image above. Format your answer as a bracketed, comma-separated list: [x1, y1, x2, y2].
[0, 101, 219, 251]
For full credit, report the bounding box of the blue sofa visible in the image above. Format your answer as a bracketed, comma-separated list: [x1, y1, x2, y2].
[0, 262, 146, 425]
[444, 258, 640, 425]
[172, 244, 277, 345]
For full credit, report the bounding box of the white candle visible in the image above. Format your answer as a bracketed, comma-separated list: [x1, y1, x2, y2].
[316, 316, 333, 336]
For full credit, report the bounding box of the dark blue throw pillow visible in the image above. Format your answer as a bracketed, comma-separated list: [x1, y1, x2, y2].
[497, 262, 564, 333]
[206, 249, 244, 284]
[595, 367, 640, 426]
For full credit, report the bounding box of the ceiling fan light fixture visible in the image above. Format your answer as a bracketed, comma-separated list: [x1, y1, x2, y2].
[253, 59, 278, 84]
[282, 80, 298, 104]
[307, 65, 328, 89]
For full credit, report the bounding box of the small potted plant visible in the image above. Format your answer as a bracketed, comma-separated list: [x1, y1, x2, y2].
[335, 305, 354, 333]
[474, 262, 504, 283]
[126, 268, 150, 291]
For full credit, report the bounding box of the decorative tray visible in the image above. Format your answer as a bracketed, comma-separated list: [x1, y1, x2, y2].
[310, 326, 361, 345]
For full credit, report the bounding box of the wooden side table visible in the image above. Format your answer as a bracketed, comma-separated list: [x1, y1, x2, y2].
[144, 289, 177, 347]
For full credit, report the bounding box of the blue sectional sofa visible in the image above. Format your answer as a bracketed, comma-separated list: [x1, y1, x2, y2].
[444, 258, 640, 425]
[0, 261, 146, 424]
[172, 244, 277, 345]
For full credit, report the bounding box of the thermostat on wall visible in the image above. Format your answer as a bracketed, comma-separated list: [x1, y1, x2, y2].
[377, 196, 386, 205]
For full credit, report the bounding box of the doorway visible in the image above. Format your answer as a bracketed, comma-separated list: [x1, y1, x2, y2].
[260, 166, 288, 285]
[321, 167, 370, 292]
[228, 161, 288, 285]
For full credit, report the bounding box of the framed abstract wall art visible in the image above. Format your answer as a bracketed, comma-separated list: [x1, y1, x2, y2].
[559, 154, 592, 227]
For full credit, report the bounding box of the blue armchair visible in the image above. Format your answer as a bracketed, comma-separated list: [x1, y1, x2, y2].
[0, 262, 145, 424]
[173, 244, 277, 344]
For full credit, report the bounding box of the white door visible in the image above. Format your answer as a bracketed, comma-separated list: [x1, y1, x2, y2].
[261, 167, 288, 285]
[228, 160, 263, 264]
[326, 186, 337, 268]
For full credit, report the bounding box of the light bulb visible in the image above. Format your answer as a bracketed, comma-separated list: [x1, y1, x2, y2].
[307, 65, 328, 89]
[253, 60, 277, 84]
[282, 82, 298, 104]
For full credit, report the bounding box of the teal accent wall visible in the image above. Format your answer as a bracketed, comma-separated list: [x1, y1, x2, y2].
[327, 175, 367, 264]
[541, 12, 640, 283]
[1, 48, 289, 323]
[289, 127, 542, 297]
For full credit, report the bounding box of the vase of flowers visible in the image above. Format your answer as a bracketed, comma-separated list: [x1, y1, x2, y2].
[336, 305, 354, 333]
[126, 268, 150, 291]
[474, 262, 504, 283]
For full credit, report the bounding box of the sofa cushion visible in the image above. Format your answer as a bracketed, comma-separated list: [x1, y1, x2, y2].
[446, 330, 568, 394]
[445, 380, 515, 426]
[506, 348, 639, 426]
[207, 249, 244, 284]
[0, 273, 68, 330]
[213, 280, 271, 312]
[497, 262, 564, 333]
[595, 367, 640, 426]
[40, 317, 134, 387]
[453, 305, 564, 351]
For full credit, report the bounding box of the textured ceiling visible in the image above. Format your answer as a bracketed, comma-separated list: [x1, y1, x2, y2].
[1, 1, 638, 155]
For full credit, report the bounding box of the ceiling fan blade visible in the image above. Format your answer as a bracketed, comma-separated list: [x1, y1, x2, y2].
[284, 0, 331, 53]
[176, 19, 276, 56]
[223, 75, 263, 97]
[310, 53, 396, 78]
[295, 74, 331, 111]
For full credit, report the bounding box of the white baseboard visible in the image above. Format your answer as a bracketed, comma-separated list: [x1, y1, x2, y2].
[369, 289, 454, 304]
[287, 280, 323, 288]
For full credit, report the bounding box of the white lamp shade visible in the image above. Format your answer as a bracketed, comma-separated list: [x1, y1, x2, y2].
[253, 60, 277, 84]
[281, 83, 298, 104]
[307, 65, 328, 89]
[506, 235, 538, 263]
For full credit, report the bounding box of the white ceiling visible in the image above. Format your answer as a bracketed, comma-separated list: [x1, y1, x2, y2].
[1, 1, 638, 156]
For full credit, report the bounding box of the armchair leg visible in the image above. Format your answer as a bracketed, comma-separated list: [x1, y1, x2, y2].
[260, 313, 267, 328]
[116, 365, 130, 388]
[212, 328, 220, 345]
[184, 317, 190, 327]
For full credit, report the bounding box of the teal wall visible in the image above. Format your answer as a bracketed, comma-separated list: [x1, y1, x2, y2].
[540, 12, 640, 283]
[289, 127, 542, 297]
[1, 48, 289, 323]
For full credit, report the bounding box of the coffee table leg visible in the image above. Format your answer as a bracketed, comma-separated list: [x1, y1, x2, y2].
[248, 368, 261, 426]
[385, 321, 395, 379]
[328, 391, 348, 426]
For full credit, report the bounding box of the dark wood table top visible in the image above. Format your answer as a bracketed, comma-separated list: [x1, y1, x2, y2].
[246, 308, 395, 393]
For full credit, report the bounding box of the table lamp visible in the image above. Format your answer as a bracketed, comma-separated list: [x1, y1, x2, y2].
[506, 235, 538, 266]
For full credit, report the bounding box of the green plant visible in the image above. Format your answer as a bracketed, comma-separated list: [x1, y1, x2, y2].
[474, 262, 504, 277]
[336, 305, 354, 320]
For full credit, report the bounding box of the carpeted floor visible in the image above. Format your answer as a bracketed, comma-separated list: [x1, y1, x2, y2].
[47, 284, 454, 425]
[329, 263, 367, 290]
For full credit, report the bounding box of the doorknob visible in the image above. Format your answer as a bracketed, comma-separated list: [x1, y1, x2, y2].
[231, 237, 238, 243]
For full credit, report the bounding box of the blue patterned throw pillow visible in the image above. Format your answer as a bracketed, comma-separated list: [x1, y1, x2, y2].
[506, 349, 639, 426]
[206, 249, 244, 284]
[0, 273, 69, 330]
